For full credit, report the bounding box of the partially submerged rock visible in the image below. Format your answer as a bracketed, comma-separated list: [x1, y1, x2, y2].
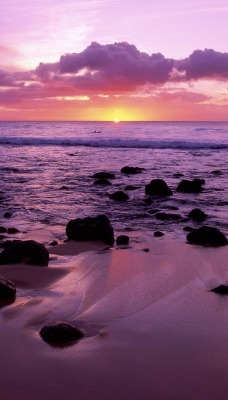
[94, 178, 112, 185]
[0, 276, 16, 300]
[188, 208, 207, 221]
[121, 166, 144, 174]
[109, 191, 129, 201]
[177, 179, 203, 193]
[66, 214, 114, 245]
[40, 322, 84, 345]
[154, 231, 164, 237]
[92, 171, 115, 179]
[7, 227, 20, 234]
[116, 235, 129, 245]
[0, 240, 49, 266]
[145, 179, 173, 196]
[187, 226, 227, 247]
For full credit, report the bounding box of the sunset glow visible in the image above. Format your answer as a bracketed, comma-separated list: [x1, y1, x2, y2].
[0, 0, 227, 121]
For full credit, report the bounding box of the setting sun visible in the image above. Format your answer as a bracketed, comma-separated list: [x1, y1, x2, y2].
[114, 118, 120, 123]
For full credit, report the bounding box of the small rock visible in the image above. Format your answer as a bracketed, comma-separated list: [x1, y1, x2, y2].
[93, 172, 115, 179]
[121, 166, 144, 174]
[188, 208, 207, 221]
[109, 191, 129, 201]
[0, 276, 16, 300]
[145, 179, 173, 196]
[154, 231, 164, 237]
[49, 240, 58, 246]
[125, 185, 139, 191]
[183, 226, 195, 232]
[173, 173, 184, 178]
[211, 170, 222, 175]
[7, 227, 20, 234]
[143, 248, 150, 252]
[40, 322, 84, 344]
[0, 226, 7, 233]
[177, 179, 203, 193]
[4, 212, 13, 218]
[116, 235, 129, 245]
[94, 178, 112, 185]
[210, 285, 228, 295]
[187, 226, 227, 247]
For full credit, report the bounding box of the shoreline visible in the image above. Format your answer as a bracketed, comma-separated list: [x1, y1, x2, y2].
[1, 233, 228, 399]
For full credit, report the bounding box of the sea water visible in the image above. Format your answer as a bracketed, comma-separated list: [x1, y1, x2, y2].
[0, 121, 227, 241]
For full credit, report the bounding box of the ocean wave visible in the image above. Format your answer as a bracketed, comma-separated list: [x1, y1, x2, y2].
[0, 136, 227, 150]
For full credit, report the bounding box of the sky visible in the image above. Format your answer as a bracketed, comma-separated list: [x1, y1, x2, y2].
[0, 0, 228, 121]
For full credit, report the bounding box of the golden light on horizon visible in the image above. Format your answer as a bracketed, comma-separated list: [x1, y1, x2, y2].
[114, 117, 120, 123]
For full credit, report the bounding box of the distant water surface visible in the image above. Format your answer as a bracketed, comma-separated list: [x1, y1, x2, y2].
[0, 121, 227, 241]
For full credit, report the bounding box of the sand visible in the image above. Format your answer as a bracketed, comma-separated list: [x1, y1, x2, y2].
[0, 235, 228, 400]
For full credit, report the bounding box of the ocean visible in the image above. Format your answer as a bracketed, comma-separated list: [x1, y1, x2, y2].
[0, 121, 227, 242]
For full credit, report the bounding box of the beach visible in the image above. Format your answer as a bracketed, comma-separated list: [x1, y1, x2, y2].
[1, 231, 228, 400]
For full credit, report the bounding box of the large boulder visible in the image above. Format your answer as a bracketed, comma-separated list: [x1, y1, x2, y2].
[0, 240, 49, 266]
[177, 179, 203, 193]
[109, 191, 129, 201]
[121, 166, 144, 174]
[145, 179, 173, 196]
[66, 214, 114, 245]
[187, 226, 227, 247]
[40, 322, 84, 344]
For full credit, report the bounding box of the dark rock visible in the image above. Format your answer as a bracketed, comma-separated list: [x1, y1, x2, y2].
[125, 185, 139, 191]
[0, 235, 6, 240]
[40, 322, 84, 344]
[116, 235, 129, 245]
[4, 212, 13, 218]
[187, 226, 227, 247]
[143, 248, 150, 252]
[0, 226, 7, 233]
[211, 170, 222, 175]
[121, 166, 144, 174]
[173, 173, 184, 178]
[177, 179, 203, 193]
[188, 208, 207, 221]
[0, 240, 49, 266]
[183, 226, 195, 232]
[60, 185, 70, 190]
[49, 240, 58, 246]
[145, 179, 173, 196]
[210, 285, 228, 295]
[0, 239, 21, 249]
[94, 178, 112, 185]
[193, 178, 205, 185]
[7, 227, 20, 234]
[93, 171, 115, 179]
[144, 198, 154, 205]
[154, 231, 164, 237]
[0, 276, 16, 300]
[109, 191, 129, 201]
[66, 214, 114, 245]
[155, 212, 182, 221]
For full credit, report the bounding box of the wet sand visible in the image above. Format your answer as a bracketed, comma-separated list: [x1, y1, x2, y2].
[0, 236, 228, 400]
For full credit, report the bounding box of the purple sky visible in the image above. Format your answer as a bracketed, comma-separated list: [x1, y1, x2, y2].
[0, 0, 227, 120]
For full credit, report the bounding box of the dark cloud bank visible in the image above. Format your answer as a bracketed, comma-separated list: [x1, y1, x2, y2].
[1, 42, 228, 96]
